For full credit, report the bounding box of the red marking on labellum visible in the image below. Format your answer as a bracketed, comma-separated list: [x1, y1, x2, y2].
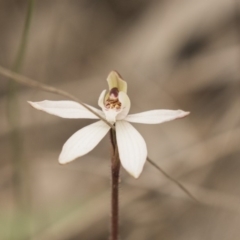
[109, 88, 119, 99]
[105, 88, 121, 110]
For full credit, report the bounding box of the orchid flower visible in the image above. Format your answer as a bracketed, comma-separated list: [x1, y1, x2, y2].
[28, 71, 189, 178]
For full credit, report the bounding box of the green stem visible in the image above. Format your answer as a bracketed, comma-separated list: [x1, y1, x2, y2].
[7, 0, 34, 203]
[7, 0, 35, 238]
[14, 0, 35, 72]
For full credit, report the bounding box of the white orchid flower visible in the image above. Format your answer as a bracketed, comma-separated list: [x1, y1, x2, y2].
[28, 71, 189, 178]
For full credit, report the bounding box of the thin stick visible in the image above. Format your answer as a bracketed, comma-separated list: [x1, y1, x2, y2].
[147, 157, 199, 203]
[0, 65, 114, 129]
[110, 129, 120, 240]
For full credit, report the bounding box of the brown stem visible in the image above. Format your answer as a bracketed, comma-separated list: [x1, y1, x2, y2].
[110, 129, 120, 240]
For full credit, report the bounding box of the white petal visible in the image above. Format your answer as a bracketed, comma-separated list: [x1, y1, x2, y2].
[98, 91, 118, 123]
[116, 92, 131, 120]
[28, 100, 104, 119]
[116, 121, 147, 178]
[59, 120, 110, 164]
[125, 110, 190, 124]
[98, 90, 107, 109]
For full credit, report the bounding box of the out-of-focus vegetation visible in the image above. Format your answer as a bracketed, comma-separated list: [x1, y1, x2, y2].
[1, 0, 240, 239]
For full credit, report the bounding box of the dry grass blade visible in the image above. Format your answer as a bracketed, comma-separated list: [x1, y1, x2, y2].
[147, 157, 200, 203]
[0, 65, 114, 129]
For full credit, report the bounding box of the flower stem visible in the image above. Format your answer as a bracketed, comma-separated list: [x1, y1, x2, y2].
[110, 129, 120, 240]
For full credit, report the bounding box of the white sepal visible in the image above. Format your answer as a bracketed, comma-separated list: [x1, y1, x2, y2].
[28, 100, 104, 119]
[125, 110, 190, 124]
[59, 120, 110, 164]
[116, 120, 147, 178]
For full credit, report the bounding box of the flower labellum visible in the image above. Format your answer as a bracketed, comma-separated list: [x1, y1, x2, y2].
[28, 71, 189, 178]
[98, 72, 130, 123]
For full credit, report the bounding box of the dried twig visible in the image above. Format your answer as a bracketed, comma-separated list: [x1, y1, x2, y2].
[0, 65, 114, 129]
[147, 157, 199, 203]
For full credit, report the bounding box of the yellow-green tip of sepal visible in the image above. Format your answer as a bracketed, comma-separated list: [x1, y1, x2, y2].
[107, 71, 127, 93]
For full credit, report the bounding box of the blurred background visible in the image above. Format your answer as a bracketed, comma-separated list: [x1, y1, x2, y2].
[1, 0, 240, 239]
